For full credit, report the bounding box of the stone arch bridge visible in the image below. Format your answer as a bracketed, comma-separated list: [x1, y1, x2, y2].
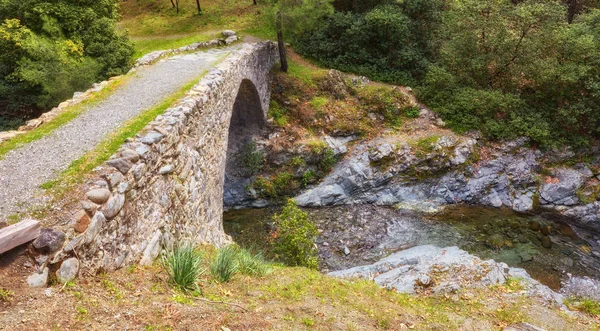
[49, 42, 278, 272]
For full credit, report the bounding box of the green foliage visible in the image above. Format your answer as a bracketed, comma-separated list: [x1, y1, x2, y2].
[404, 106, 420, 118]
[268, 99, 288, 127]
[272, 199, 319, 269]
[235, 248, 272, 277]
[210, 245, 240, 283]
[294, 0, 445, 84]
[319, 148, 336, 172]
[418, 1, 600, 147]
[301, 169, 316, 187]
[357, 86, 409, 126]
[210, 245, 272, 282]
[309, 96, 328, 112]
[565, 297, 600, 316]
[162, 244, 205, 292]
[0, 0, 133, 114]
[0, 116, 24, 131]
[0, 288, 14, 302]
[237, 141, 264, 175]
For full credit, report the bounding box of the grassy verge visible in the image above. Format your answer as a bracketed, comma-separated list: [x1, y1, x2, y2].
[131, 32, 215, 59]
[0, 77, 128, 160]
[16, 260, 595, 330]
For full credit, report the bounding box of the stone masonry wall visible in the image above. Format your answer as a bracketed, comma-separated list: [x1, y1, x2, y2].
[50, 41, 279, 274]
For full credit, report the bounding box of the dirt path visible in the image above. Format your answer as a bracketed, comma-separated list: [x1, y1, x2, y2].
[0, 45, 241, 220]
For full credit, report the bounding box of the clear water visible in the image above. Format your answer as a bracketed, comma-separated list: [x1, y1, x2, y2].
[224, 205, 600, 290]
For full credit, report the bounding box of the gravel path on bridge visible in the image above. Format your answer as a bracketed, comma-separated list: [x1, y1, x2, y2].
[0, 45, 240, 219]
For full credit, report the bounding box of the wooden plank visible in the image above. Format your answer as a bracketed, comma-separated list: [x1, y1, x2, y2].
[0, 219, 40, 255]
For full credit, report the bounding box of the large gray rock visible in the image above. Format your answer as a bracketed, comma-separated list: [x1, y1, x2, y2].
[329, 245, 563, 305]
[32, 228, 65, 254]
[56, 257, 79, 283]
[540, 168, 586, 206]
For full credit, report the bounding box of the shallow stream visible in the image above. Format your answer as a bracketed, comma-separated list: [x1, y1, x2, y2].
[224, 205, 600, 290]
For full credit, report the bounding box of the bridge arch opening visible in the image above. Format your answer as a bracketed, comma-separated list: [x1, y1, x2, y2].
[224, 79, 266, 206]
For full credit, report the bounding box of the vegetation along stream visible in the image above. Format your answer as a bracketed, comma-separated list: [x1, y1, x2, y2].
[224, 205, 600, 291]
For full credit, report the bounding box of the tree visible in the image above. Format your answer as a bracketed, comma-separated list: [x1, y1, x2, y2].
[0, 0, 133, 115]
[276, 11, 288, 72]
[196, 0, 202, 14]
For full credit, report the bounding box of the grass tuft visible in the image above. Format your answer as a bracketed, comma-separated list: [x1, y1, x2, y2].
[162, 244, 205, 292]
[210, 245, 240, 283]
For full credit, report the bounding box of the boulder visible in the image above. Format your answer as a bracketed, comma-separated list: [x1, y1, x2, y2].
[56, 258, 79, 283]
[32, 228, 65, 254]
[86, 188, 111, 204]
[102, 194, 125, 219]
[27, 267, 49, 288]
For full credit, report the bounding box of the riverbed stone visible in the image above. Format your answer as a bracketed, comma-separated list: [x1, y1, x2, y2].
[56, 258, 79, 283]
[86, 188, 111, 204]
[32, 228, 65, 254]
[329, 245, 563, 305]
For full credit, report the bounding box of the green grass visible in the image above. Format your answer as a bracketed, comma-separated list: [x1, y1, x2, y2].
[210, 245, 240, 283]
[132, 32, 214, 59]
[287, 60, 327, 88]
[118, 0, 272, 57]
[162, 244, 206, 292]
[0, 78, 127, 160]
[565, 297, 600, 317]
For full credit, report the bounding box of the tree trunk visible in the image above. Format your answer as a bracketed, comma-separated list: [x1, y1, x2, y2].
[170, 0, 175, 8]
[253, 0, 257, 5]
[196, 0, 202, 13]
[175, 0, 179, 14]
[276, 11, 288, 73]
[567, 0, 577, 24]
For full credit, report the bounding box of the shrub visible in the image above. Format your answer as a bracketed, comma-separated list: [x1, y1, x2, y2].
[301, 169, 316, 187]
[237, 141, 264, 175]
[210, 245, 239, 283]
[404, 106, 420, 118]
[272, 199, 319, 269]
[318, 148, 337, 172]
[162, 244, 205, 292]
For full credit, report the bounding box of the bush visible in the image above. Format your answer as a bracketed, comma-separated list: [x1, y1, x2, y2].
[272, 199, 319, 269]
[162, 244, 205, 291]
[237, 141, 264, 175]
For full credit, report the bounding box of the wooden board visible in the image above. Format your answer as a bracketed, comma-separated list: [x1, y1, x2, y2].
[0, 219, 40, 255]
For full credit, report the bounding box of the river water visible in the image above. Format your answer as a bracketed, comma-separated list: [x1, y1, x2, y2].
[224, 204, 600, 290]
